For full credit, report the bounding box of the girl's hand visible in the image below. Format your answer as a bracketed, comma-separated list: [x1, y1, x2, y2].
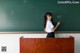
[44, 28, 46, 32]
[57, 22, 60, 25]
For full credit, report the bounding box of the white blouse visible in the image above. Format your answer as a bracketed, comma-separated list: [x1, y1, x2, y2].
[45, 19, 54, 33]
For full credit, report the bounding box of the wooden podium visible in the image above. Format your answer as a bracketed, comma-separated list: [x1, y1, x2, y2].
[20, 38, 74, 53]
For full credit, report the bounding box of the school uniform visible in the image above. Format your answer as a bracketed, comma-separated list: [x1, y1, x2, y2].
[45, 19, 55, 38]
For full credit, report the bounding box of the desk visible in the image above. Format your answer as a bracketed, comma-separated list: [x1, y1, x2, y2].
[20, 38, 74, 53]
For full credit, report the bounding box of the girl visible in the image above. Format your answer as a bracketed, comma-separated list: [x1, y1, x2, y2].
[44, 12, 60, 38]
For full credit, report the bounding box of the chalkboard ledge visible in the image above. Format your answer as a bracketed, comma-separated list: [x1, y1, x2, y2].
[0, 31, 80, 34]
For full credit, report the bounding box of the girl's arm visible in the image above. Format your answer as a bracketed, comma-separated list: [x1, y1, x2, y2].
[52, 22, 60, 31]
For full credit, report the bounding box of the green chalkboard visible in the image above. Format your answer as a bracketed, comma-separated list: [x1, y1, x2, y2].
[0, 0, 80, 32]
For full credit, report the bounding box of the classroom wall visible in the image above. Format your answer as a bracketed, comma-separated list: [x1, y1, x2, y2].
[0, 33, 79, 53]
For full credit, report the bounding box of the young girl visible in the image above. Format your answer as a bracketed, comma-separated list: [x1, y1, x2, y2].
[44, 12, 60, 38]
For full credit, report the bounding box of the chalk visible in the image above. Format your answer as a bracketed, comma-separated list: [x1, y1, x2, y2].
[57, 15, 62, 18]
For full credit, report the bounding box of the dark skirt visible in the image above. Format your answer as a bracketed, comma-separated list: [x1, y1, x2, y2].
[46, 32, 55, 38]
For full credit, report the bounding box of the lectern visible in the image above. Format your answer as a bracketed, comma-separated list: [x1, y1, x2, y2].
[20, 37, 74, 53]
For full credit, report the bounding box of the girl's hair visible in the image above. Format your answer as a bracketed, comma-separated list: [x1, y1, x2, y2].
[44, 12, 54, 28]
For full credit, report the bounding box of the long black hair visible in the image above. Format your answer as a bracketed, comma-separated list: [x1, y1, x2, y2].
[44, 12, 54, 28]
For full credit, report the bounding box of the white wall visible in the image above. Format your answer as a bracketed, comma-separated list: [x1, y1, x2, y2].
[0, 33, 79, 53]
